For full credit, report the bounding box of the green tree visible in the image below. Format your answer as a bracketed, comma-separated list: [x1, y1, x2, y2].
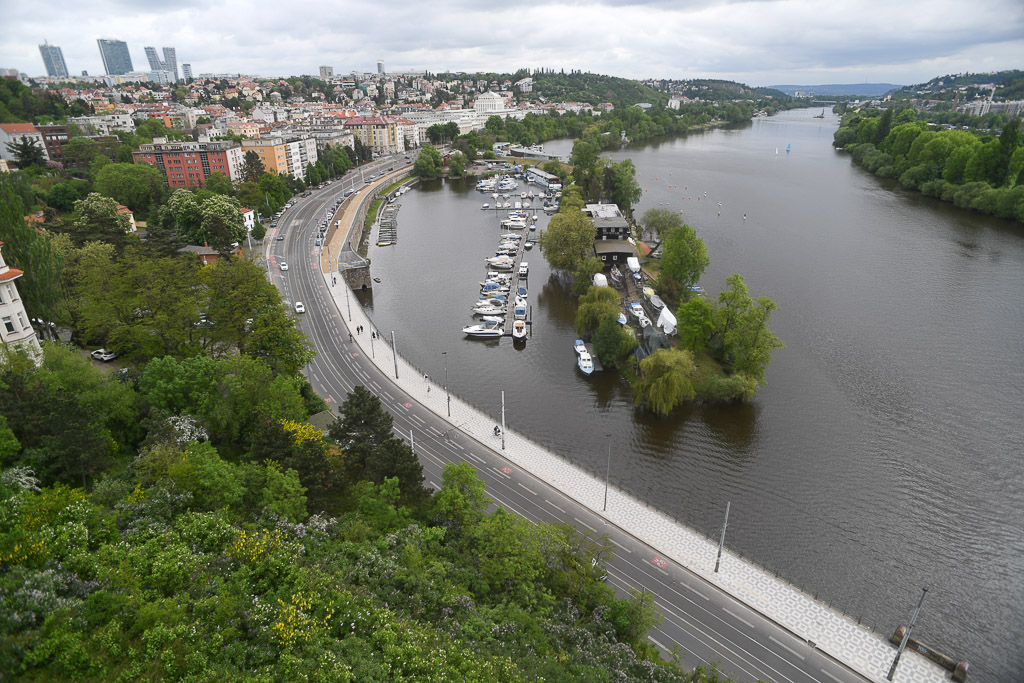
[539, 208, 596, 278]
[203, 171, 234, 197]
[413, 144, 443, 179]
[239, 150, 265, 183]
[995, 118, 1020, 187]
[433, 462, 491, 541]
[635, 348, 697, 417]
[64, 193, 134, 250]
[659, 223, 708, 303]
[639, 207, 683, 246]
[448, 151, 468, 177]
[592, 312, 638, 369]
[93, 162, 166, 217]
[603, 159, 642, 216]
[5, 136, 47, 169]
[574, 285, 620, 337]
[715, 274, 784, 385]
[198, 194, 246, 254]
[676, 296, 716, 352]
[45, 182, 82, 212]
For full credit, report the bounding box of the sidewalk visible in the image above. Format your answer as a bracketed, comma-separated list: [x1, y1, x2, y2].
[315, 219, 948, 683]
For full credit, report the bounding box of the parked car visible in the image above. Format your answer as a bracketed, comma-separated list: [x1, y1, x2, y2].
[280, 262, 288, 271]
[276, 235, 285, 241]
[294, 301, 305, 314]
[91, 348, 116, 362]
[315, 239, 322, 246]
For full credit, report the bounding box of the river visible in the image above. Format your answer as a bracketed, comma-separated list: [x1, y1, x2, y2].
[358, 109, 1024, 681]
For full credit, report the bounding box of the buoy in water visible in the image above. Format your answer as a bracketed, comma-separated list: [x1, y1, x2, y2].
[718, 212, 720, 216]
[743, 214, 747, 220]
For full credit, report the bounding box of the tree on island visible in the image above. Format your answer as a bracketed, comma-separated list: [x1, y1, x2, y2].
[659, 222, 709, 306]
[538, 207, 596, 285]
[413, 144, 443, 179]
[635, 348, 696, 417]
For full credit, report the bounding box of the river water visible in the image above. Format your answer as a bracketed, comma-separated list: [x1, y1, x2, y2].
[358, 109, 1024, 680]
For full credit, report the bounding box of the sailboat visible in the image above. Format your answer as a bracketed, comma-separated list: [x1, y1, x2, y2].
[813, 109, 825, 118]
[786, 143, 791, 153]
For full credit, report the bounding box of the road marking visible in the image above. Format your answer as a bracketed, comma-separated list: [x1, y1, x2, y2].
[466, 452, 484, 463]
[500, 466, 513, 475]
[609, 538, 632, 553]
[370, 381, 381, 390]
[410, 414, 426, 426]
[452, 442, 464, 451]
[680, 582, 710, 601]
[545, 500, 566, 514]
[517, 482, 537, 496]
[495, 467, 512, 479]
[382, 391, 394, 400]
[652, 556, 669, 569]
[428, 481, 438, 490]
[722, 607, 755, 629]
[820, 669, 843, 683]
[401, 402, 413, 409]
[573, 517, 597, 533]
[769, 636, 806, 661]
[427, 426, 442, 436]
[647, 636, 669, 653]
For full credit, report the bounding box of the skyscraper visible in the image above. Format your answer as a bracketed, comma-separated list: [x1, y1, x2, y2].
[97, 38, 133, 75]
[377, 60, 384, 75]
[182, 63, 193, 80]
[320, 65, 334, 78]
[38, 41, 68, 78]
[144, 46, 179, 81]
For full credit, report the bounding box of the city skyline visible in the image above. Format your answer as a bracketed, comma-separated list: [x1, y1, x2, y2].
[1, 0, 1021, 86]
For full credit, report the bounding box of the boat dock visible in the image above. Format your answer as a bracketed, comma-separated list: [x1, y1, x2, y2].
[583, 342, 604, 372]
[502, 235, 530, 337]
[376, 201, 400, 246]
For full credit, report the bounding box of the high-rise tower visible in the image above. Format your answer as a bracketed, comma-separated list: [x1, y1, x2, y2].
[144, 46, 179, 81]
[38, 41, 68, 78]
[97, 38, 133, 75]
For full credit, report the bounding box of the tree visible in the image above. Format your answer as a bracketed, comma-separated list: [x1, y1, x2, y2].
[676, 296, 716, 352]
[659, 222, 708, 301]
[5, 136, 47, 169]
[569, 139, 603, 201]
[433, 462, 491, 541]
[715, 274, 784, 385]
[198, 194, 246, 254]
[592, 312, 638, 369]
[64, 193, 134, 250]
[603, 159, 642, 216]
[995, 118, 1020, 187]
[46, 182, 82, 212]
[94, 162, 166, 217]
[448, 151, 467, 177]
[328, 385, 395, 481]
[639, 208, 683, 246]
[203, 171, 234, 197]
[539, 208, 595, 278]
[426, 124, 444, 145]
[574, 285, 620, 337]
[485, 115, 505, 135]
[635, 348, 697, 417]
[413, 145, 443, 179]
[239, 150, 265, 183]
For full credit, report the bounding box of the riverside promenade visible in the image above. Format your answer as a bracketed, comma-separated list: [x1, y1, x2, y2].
[317, 174, 949, 683]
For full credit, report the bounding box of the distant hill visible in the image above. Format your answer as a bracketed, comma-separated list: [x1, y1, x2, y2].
[768, 83, 901, 97]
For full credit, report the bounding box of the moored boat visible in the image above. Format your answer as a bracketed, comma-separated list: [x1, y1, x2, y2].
[512, 320, 527, 340]
[577, 350, 594, 375]
[462, 322, 503, 338]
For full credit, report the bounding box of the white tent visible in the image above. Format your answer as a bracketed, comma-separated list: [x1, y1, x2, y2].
[657, 307, 677, 335]
[626, 256, 641, 273]
[592, 273, 608, 287]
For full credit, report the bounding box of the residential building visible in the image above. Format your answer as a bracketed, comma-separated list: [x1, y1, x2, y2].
[0, 123, 48, 164]
[179, 244, 242, 265]
[133, 137, 243, 187]
[69, 113, 136, 135]
[97, 38, 133, 75]
[38, 41, 69, 78]
[36, 125, 69, 165]
[240, 135, 317, 180]
[515, 77, 532, 93]
[182, 63, 193, 80]
[0, 242, 42, 360]
[319, 65, 334, 78]
[241, 207, 255, 233]
[584, 203, 633, 266]
[344, 116, 405, 155]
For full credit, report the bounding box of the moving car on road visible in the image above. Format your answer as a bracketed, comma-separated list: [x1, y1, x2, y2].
[294, 301, 305, 314]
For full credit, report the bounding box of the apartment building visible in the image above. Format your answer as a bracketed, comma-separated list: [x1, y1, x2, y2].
[240, 136, 317, 180]
[0, 242, 42, 360]
[133, 137, 243, 188]
[343, 116, 405, 155]
[0, 123, 49, 164]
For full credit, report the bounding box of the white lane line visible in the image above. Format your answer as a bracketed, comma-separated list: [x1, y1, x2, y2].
[466, 452, 484, 463]
[680, 581, 710, 601]
[370, 381, 381, 390]
[428, 481, 438, 490]
[573, 517, 597, 533]
[647, 636, 670, 654]
[409, 414, 426, 426]
[452, 442, 464, 450]
[768, 636, 806, 661]
[545, 499, 566, 514]
[820, 669, 843, 683]
[382, 391, 394, 400]
[494, 467, 512, 479]
[609, 538, 632, 553]
[722, 607, 755, 630]
[517, 482, 537, 496]
[427, 426, 442, 436]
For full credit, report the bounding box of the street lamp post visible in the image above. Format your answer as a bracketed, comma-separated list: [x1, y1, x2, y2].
[391, 331, 398, 379]
[714, 502, 731, 573]
[442, 352, 450, 417]
[887, 586, 929, 681]
[344, 286, 351, 322]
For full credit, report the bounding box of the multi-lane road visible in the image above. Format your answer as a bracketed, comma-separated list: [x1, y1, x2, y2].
[264, 159, 872, 683]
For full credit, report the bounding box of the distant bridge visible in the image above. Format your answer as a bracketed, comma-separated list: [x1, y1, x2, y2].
[811, 100, 837, 105]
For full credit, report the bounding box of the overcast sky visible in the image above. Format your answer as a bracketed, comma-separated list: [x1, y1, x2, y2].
[5, 0, 1022, 87]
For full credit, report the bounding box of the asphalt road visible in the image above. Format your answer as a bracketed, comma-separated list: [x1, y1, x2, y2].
[265, 156, 871, 683]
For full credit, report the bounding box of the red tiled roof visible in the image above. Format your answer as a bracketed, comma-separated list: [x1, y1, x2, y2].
[0, 267, 24, 281]
[0, 123, 39, 134]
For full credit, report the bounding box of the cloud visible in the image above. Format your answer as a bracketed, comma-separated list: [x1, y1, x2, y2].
[4, 0, 1022, 86]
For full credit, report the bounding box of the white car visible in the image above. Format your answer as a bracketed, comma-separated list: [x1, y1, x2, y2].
[91, 348, 116, 362]
[294, 301, 306, 314]
[280, 262, 288, 271]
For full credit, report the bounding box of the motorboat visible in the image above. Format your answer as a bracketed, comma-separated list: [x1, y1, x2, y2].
[480, 315, 505, 324]
[638, 315, 652, 329]
[479, 293, 507, 301]
[514, 295, 527, 309]
[512, 320, 527, 340]
[500, 233, 522, 240]
[473, 303, 506, 315]
[617, 312, 628, 326]
[481, 282, 509, 294]
[520, 191, 527, 199]
[649, 293, 666, 310]
[486, 255, 514, 266]
[524, 241, 533, 250]
[516, 286, 527, 298]
[628, 302, 645, 318]
[463, 322, 503, 338]
[518, 262, 529, 276]
[574, 339, 587, 356]
[529, 223, 537, 231]
[514, 304, 527, 320]
[577, 350, 594, 375]
[481, 203, 490, 210]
